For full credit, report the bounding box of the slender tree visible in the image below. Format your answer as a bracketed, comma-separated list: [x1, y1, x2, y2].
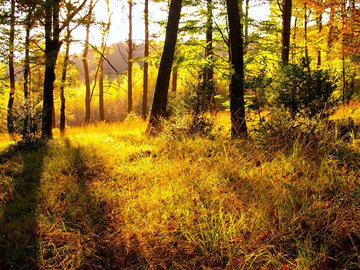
[316, 10, 323, 68]
[226, 0, 247, 138]
[99, 0, 111, 121]
[142, 0, 149, 119]
[128, 0, 133, 113]
[147, 0, 183, 132]
[83, 0, 93, 123]
[22, 6, 35, 136]
[59, 25, 71, 133]
[203, 0, 215, 113]
[7, 0, 16, 134]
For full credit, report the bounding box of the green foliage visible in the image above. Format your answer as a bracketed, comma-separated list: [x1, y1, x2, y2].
[274, 60, 337, 118]
[12, 98, 42, 141]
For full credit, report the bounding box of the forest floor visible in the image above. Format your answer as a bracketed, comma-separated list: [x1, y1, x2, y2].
[0, 105, 359, 269]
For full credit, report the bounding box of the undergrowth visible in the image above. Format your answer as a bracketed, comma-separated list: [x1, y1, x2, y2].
[0, 112, 359, 269]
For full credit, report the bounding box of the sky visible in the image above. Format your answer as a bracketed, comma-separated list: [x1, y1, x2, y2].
[70, 0, 270, 53]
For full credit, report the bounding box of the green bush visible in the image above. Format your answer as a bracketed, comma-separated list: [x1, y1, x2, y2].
[275, 61, 337, 118]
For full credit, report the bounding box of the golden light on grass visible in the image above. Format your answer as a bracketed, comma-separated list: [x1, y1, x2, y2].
[0, 108, 359, 269]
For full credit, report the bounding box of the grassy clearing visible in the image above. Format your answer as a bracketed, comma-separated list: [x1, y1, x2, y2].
[0, 112, 359, 269]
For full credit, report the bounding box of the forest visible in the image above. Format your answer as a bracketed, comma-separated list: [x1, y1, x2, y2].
[0, 0, 359, 269]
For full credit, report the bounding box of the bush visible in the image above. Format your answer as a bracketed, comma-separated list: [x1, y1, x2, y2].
[275, 60, 337, 118]
[12, 98, 42, 141]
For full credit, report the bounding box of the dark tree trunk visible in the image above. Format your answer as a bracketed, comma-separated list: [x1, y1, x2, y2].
[316, 12, 322, 68]
[23, 10, 32, 137]
[142, 0, 149, 119]
[304, 1, 310, 71]
[171, 66, 178, 93]
[83, 0, 93, 124]
[7, 0, 16, 134]
[60, 27, 71, 133]
[24, 10, 32, 100]
[128, 0, 133, 113]
[281, 0, 292, 65]
[42, 0, 61, 139]
[226, 0, 247, 138]
[147, 0, 182, 132]
[203, 0, 215, 113]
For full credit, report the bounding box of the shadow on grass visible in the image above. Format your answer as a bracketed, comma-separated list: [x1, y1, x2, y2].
[64, 139, 148, 269]
[0, 140, 48, 269]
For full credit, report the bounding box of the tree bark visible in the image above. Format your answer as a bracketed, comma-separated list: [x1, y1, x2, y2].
[7, 0, 16, 134]
[142, 0, 149, 119]
[226, 0, 247, 138]
[281, 0, 292, 65]
[316, 11, 322, 68]
[147, 0, 182, 132]
[60, 26, 71, 133]
[23, 9, 32, 137]
[304, 1, 310, 71]
[171, 66, 178, 93]
[128, 0, 133, 113]
[99, 0, 110, 121]
[42, 0, 61, 139]
[83, 0, 93, 124]
[204, 0, 215, 113]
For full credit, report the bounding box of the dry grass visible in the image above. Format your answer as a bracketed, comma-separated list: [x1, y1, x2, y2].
[0, 111, 359, 269]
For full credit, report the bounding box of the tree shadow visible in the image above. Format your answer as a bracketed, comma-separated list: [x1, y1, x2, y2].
[60, 139, 119, 268]
[0, 140, 48, 269]
[63, 139, 146, 269]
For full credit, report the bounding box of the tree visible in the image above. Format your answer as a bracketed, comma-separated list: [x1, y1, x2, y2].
[7, 0, 16, 134]
[42, 0, 62, 138]
[83, 0, 93, 124]
[99, 0, 111, 121]
[281, 0, 292, 65]
[203, 0, 215, 113]
[147, 0, 183, 133]
[59, 25, 71, 133]
[42, 0, 86, 138]
[226, 0, 247, 138]
[128, 0, 133, 113]
[142, 0, 149, 119]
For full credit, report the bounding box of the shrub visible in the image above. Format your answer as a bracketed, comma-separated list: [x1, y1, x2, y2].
[12, 98, 42, 141]
[275, 60, 337, 118]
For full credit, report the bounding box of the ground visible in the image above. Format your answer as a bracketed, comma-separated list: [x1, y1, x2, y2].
[0, 109, 359, 269]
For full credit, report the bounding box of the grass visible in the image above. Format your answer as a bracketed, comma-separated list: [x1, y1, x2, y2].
[0, 111, 359, 269]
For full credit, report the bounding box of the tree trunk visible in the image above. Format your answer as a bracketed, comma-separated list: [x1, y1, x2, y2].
[128, 0, 133, 113]
[171, 66, 178, 93]
[147, 0, 183, 132]
[23, 10, 32, 137]
[60, 27, 71, 133]
[226, 0, 247, 138]
[42, 0, 61, 139]
[316, 11, 322, 68]
[204, 0, 215, 113]
[291, 16, 297, 62]
[281, 0, 292, 65]
[7, 0, 16, 134]
[99, 0, 110, 121]
[244, 0, 250, 48]
[83, 0, 93, 124]
[304, 1, 310, 71]
[142, 0, 149, 119]
[341, 0, 346, 103]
